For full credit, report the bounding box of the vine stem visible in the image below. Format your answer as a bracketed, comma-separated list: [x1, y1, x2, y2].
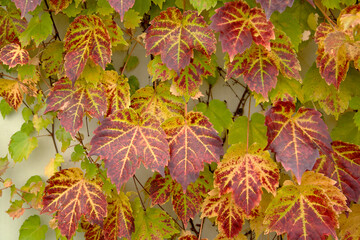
[121, 27, 145, 47]
[314, 1, 336, 27]
[246, 95, 251, 152]
[121, 42, 138, 75]
[44, 0, 62, 41]
[133, 176, 146, 211]
[198, 218, 205, 240]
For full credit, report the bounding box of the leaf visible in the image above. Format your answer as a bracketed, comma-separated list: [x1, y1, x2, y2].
[11, 0, 41, 18]
[0, 155, 9, 176]
[190, 0, 217, 13]
[7, 199, 25, 219]
[145, 7, 216, 72]
[0, 7, 27, 48]
[9, 130, 38, 162]
[101, 71, 130, 116]
[89, 108, 170, 191]
[55, 126, 72, 152]
[81, 221, 104, 240]
[19, 215, 48, 240]
[313, 141, 360, 204]
[0, 43, 29, 68]
[0, 79, 23, 110]
[132, 0, 151, 16]
[214, 143, 279, 214]
[48, 0, 72, 14]
[130, 82, 184, 123]
[40, 40, 64, 78]
[265, 100, 332, 183]
[44, 78, 107, 137]
[194, 99, 233, 135]
[339, 4, 360, 31]
[331, 112, 360, 145]
[147, 55, 177, 82]
[162, 112, 223, 190]
[125, 56, 139, 72]
[132, 198, 179, 239]
[201, 188, 248, 238]
[103, 19, 127, 47]
[210, 1, 275, 61]
[339, 203, 360, 240]
[64, 15, 111, 84]
[44, 154, 65, 178]
[107, 0, 135, 21]
[19, 12, 52, 47]
[103, 191, 135, 240]
[264, 171, 348, 240]
[41, 168, 107, 239]
[256, 0, 294, 19]
[145, 170, 175, 206]
[123, 9, 141, 29]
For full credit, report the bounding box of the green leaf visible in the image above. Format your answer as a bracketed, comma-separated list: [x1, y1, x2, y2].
[125, 56, 139, 72]
[18, 64, 36, 80]
[228, 112, 267, 148]
[19, 12, 52, 47]
[190, 0, 217, 13]
[71, 144, 85, 162]
[132, 198, 179, 239]
[9, 131, 38, 162]
[132, 0, 151, 16]
[44, 153, 64, 178]
[19, 215, 47, 240]
[21, 121, 35, 135]
[33, 114, 52, 133]
[152, 0, 166, 8]
[331, 112, 360, 145]
[41, 41, 64, 78]
[194, 100, 233, 135]
[128, 75, 139, 95]
[22, 107, 32, 122]
[0, 99, 13, 119]
[62, 2, 82, 17]
[81, 157, 98, 179]
[55, 126, 72, 152]
[123, 9, 142, 29]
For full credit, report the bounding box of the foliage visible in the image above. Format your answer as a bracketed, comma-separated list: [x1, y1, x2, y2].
[0, 0, 360, 239]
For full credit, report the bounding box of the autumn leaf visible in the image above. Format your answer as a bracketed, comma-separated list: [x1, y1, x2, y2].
[40, 41, 64, 78]
[41, 168, 107, 239]
[265, 100, 332, 183]
[162, 112, 223, 190]
[101, 71, 130, 116]
[0, 78, 23, 110]
[0, 155, 9, 176]
[81, 221, 104, 240]
[147, 55, 177, 82]
[0, 43, 29, 68]
[256, 0, 294, 19]
[145, 7, 216, 72]
[210, 0, 275, 61]
[214, 143, 279, 215]
[48, 0, 72, 14]
[89, 108, 170, 191]
[145, 169, 175, 206]
[264, 171, 348, 240]
[107, 0, 135, 21]
[103, 191, 134, 240]
[103, 19, 127, 47]
[313, 141, 360, 204]
[338, 4, 360, 31]
[64, 15, 111, 84]
[11, 0, 41, 18]
[132, 198, 179, 239]
[44, 78, 107, 137]
[7, 200, 25, 219]
[339, 203, 360, 240]
[0, 7, 27, 48]
[131, 82, 184, 123]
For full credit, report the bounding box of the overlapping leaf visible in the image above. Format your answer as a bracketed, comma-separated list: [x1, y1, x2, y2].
[338, 4, 360, 31]
[145, 169, 175, 206]
[107, 0, 135, 21]
[264, 171, 348, 240]
[214, 143, 279, 215]
[210, 0, 275, 61]
[339, 203, 360, 240]
[256, 0, 294, 19]
[81, 221, 104, 240]
[48, 0, 72, 14]
[226, 30, 300, 98]
[19, 12, 52, 47]
[190, 0, 217, 13]
[0, 43, 29, 68]
[103, 192, 134, 240]
[145, 7, 216, 72]
[64, 15, 111, 84]
[313, 141, 360, 203]
[0, 78, 23, 110]
[201, 188, 251, 238]
[147, 55, 177, 82]
[11, 0, 41, 18]
[40, 41, 64, 78]
[0, 7, 27, 48]
[101, 71, 130, 116]
[89, 108, 170, 191]
[162, 112, 223, 190]
[103, 19, 127, 47]
[131, 82, 184, 123]
[265, 100, 332, 183]
[44, 78, 106, 137]
[41, 168, 107, 239]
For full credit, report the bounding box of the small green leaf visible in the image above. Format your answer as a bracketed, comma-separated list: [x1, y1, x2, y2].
[33, 114, 52, 133]
[19, 215, 48, 240]
[128, 75, 139, 95]
[19, 12, 52, 47]
[124, 9, 141, 29]
[0, 99, 13, 119]
[21, 121, 35, 135]
[18, 64, 37, 80]
[132, 0, 151, 16]
[194, 100, 233, 135]
[9, 131, 38, 162]
[71, 144, 85, 162]
[55, 126, 72, 152]
[44, 153, 64, 178]
[81, 157, 98, 179]
[22, 107, 33, 122]
[62, 2, 82, 17]
[125, 56, 139, 72]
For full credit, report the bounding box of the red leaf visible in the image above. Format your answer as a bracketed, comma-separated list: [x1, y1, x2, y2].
[210, 1, 274, 61]
[64, 15, 111, 84]
[48, 0, 72, 14]
[42, 168, 107, 239]
[44, 78, 107, 137]
[145, 7, 216, 72]
[313, 141, 360, 203]
[81, 221, 104, 240]
[0, 43, 29, 68]
[89, 109, 170, 191]
[107, 0, 135, 21]
[0, 7, 27, 48]
[162, 112, 223, 190]
[146, 169, 175, 206]
[256, 0, 294, 19]
[11, 0, 41, 18]
[214, 144, 279, 215]
[265, 101, 332, 183]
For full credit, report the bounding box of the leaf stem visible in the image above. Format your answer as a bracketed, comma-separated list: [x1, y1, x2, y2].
[198, 218, 205, 240]
[121, 42, 138, 75]
[247, 95, 251, 152]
